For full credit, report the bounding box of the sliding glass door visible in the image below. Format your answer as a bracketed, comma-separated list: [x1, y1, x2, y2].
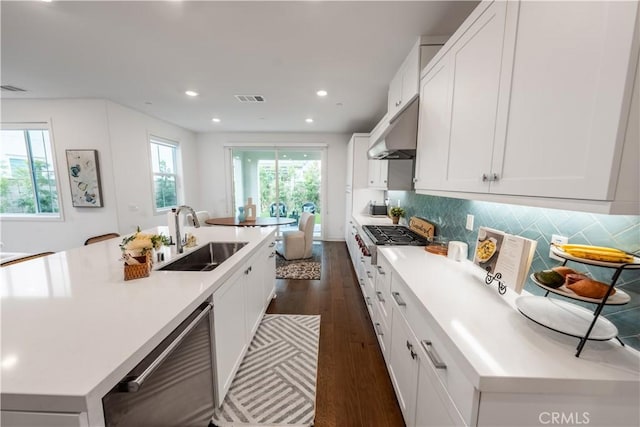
[230, 147, 322, 238]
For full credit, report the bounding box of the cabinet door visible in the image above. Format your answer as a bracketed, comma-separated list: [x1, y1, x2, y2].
[213, 267, 247, 404]
[368, 158, 388, 189]
[263, 239, 276, 305]
[415, 361, 463, 427]
[351, 134, 370, 189]
[388, 309, 420, 426]
[415, 56, 453, 190]
[441, 1, 508, 193]
[388, 67, 404, 119]
[491, 1, 638, 200]
[244, 252, 264, 339]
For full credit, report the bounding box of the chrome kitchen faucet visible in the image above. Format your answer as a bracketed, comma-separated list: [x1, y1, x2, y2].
[174, 205, 200, 253]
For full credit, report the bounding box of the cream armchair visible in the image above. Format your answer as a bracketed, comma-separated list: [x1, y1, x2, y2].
[282, 212, 315, 260]
[186, 210, 211, 226]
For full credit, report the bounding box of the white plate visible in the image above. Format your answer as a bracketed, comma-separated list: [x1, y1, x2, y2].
[515, 296, 618, 340]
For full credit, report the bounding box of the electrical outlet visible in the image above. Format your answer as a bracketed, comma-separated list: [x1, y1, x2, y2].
[549, 234, 568, 261]
[465, 214, 474, 231]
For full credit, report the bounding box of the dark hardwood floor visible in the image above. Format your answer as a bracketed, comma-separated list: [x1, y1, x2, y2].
[266, 241, 405, 427]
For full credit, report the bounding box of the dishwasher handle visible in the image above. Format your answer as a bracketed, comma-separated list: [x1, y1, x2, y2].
[123, 303, 213, 392]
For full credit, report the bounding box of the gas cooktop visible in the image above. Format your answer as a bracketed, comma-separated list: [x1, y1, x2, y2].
[362, 225, 429, 246]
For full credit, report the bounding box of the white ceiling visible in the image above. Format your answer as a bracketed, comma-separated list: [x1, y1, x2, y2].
[1, 1, 478, 134]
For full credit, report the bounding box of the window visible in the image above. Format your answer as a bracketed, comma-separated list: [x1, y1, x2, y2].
[0, 126, 60, 216]
[150, 136, 179, 211]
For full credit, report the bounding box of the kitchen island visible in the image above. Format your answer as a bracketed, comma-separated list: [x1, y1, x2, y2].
[0, 225, 276, 426]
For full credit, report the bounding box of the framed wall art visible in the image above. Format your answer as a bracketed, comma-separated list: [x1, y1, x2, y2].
[66, 149, 103, 207]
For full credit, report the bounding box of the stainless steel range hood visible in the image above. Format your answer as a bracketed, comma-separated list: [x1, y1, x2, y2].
[368, 98, 419, 160]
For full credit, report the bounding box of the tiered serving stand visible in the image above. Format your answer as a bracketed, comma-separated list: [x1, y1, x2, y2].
[517, 246, 639, 357]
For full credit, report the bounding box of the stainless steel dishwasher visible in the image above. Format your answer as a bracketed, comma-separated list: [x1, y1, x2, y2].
[102, 302, 216, 426]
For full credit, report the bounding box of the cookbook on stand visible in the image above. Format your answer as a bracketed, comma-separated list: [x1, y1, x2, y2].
[473, 226, 537, 294]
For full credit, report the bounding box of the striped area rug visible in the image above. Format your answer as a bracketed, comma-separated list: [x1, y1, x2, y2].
[211, 314, 321, 427]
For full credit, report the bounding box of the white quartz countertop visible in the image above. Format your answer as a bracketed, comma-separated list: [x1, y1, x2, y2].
[0, 225, 275, 413]
[378, 246, 640, 395]
[352, 213, 394, 227]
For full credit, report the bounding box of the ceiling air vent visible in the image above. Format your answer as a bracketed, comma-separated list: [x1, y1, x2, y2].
[235, 95, 265, 103]
[1, 85, 27, 92]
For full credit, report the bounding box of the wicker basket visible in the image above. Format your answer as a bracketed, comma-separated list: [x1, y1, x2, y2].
[124, 254, 151, 281]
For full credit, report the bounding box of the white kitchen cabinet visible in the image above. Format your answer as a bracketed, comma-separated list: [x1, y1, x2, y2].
[416, 0, 508, 193]
[345, 134, 371, 242]
[414, 56, 452, 191]
[491, 0, 639, 201]
[212, 266, 247, 406]
[388, 42, 421, 121]
[388, 307, 420, 427]
[245, 243, 273, 339]
[262, 238, 277, 305]
[415, 357, 463, 427]
[415, 0, 639, 213]
[368, 157, 389, 189]
[374, 255, 392, 327]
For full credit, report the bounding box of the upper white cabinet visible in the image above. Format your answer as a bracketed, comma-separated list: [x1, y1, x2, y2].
[415, 0, 640, 214]
[492, 1, 638, 201]
[368, 158, 389, 189]
[388, 42, 420, 121]
[388, 38, 447, 123]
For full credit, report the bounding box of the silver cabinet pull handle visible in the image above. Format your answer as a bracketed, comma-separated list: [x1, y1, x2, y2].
[366, 296, 372, 306]
[421, 340, 447, 369]
[392, 291, 406, 307]
[269, 241, 276, 247]
[125, 303, 213, 392]
[482, 173, 489, 182]
[492, 173, 500, 181]
[269, 252, 275, 258]
[374, 323, 383, 336]
[376, 291, 385, 302]
[366, 271, 373, 279]
[376, 266, 385, 275]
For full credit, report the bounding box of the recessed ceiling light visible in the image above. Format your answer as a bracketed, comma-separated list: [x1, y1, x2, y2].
[41, 0, 53, 2]
[305, 118, 314, 123]
[316, 90, 328, 97]
[303, 154, 308, 157]
[185, 90, 199, 97]
[212, 117, 221, 123]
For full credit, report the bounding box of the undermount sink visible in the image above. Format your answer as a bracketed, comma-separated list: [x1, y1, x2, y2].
[158, 241, 248, 272]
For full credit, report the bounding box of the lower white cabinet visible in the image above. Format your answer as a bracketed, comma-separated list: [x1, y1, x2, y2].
[213, 237, 276, 406]
[415, 355, 463, 427]
[388, 307, 420, 426]
[213, 266, 248, 406]
[262, 238, 277, 305]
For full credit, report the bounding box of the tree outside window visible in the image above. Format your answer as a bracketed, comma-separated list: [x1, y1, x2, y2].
[150, 137, 179, 212]
[0, 128, 60, 215]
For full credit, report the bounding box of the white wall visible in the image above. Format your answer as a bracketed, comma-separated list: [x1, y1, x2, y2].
[105, 101, 199, 233]
[196, 132, 350, 241]
[0, 99, 197, 252]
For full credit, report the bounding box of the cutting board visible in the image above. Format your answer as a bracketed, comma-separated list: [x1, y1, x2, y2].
[408, 217, 435, 241]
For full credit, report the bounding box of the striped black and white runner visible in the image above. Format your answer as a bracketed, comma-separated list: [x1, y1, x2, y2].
[211, 314, 320, 427]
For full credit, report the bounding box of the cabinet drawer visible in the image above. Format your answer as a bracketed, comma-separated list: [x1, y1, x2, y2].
[391, 276, 478, 425]
[372, 300, 391, 363]
[375, 256, 393, 325]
